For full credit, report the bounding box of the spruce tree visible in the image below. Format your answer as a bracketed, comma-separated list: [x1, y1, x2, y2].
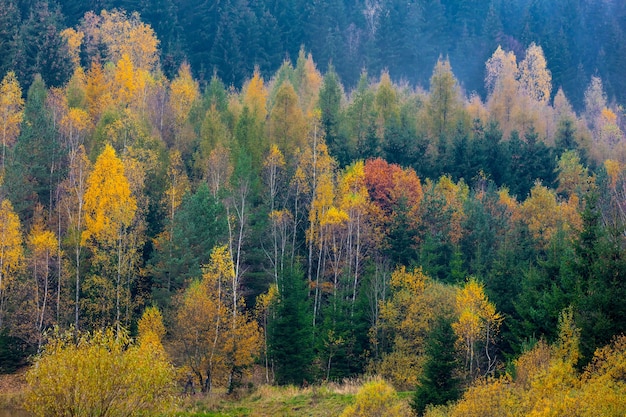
[412, 316, 461, 415]
[269, 264, 314, 385]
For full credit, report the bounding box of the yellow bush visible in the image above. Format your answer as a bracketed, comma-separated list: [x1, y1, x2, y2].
[340, 378, 411, 417]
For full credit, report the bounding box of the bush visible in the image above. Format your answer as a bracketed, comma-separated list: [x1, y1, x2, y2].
[340, 377, 411, 417]
[25, 326, 176, 417]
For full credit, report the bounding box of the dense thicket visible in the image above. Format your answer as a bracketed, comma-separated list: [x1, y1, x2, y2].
[3, 7, 626, 414]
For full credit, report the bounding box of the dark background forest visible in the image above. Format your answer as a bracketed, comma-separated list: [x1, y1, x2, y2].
[2, 0, 626, 109]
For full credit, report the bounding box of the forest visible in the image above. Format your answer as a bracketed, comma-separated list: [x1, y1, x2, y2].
[2, 1, 626, 416]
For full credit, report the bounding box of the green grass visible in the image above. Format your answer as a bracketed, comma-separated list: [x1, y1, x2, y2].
[174, 383, 362, 417]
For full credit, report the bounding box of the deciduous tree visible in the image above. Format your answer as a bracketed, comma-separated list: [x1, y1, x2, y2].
[0, 71, 24, 172]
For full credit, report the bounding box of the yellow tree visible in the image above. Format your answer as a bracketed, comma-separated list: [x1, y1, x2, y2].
[242, 66, 268, 121]
[0, 199, 23, 329]
[378, 266, 455, 389]
[169, 62, 199, 151]
[84, 60, 113, 124]
[26, 207, 57, 348]
[294, 49, 323, 116]
[305, 139, 337, 325]
[174, 246, 261, 392]
[80, 9, 159, 72]
[0, 71, 24, 171]
[518, 43, 552, 105]
[452, 277, 502, 380]
[263, 145, 287, 283]
[60, 28, 84, 70]
[268, 80, 308, 159]
[520, 182, 581, 249]
[485, 46, 519, 137]
[338, 161, 371, 309]
[82, 144, 137, 332]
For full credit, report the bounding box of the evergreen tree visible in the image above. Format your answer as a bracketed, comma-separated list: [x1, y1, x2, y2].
[5, 74, 59, 222]
[269, 264, 314, 385]
[149, 183, 226, 309]
[318, 65, 346, 165]
[14, 1, 72, 88]
[0, 0, 20, 78]
[412, 316, 461, 415]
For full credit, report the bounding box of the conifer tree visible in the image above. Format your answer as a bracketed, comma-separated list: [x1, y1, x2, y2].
[412, 316, 461, 415]
[269, 264, 314, 385]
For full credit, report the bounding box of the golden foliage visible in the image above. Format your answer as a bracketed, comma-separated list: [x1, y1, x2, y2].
[174, 246, 261, 390]
[169, 62, 199, 128]
[378, 267, 455, 389]
[518, 43, 552, 104]
[453, 277, 502, 379]
[83, 144, 137, 244]
[0, 199, 23, 328]
[340, 378, 411, 417]
[137, 305, 166, 352]
[0, 71, 24, 168]
[485, 46, 519, 136]
[268, 80, 308, 158]
[81, 9, 159, 71]
[520, 182, 582, 248]
[242, 66, 268, 120]
[60, 28, 84, 69]
[25, 327, 176, 417]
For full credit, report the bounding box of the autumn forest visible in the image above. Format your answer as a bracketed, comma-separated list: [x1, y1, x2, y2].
[2, 1, 626, 416]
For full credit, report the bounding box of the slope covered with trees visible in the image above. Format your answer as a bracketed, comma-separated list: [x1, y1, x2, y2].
[2, 6, 626, 416]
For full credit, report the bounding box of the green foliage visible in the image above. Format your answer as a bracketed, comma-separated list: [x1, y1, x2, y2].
[412, 316, 461, 415]
[269, 265, 314, 385]
[150, 183, 226, 308]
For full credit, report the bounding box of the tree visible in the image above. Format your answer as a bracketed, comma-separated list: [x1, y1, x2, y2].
[452, 277, 502, 381]
[25, 326, 176, 417]
[13, 1, 72, 89]
[0, 199, 23, 330]
[485, 46, 519, 137]
[0, 71, 24, 172]
[269, 265, 314, 385]
[150, 183, 226, 308]
[169, 62, 199, 150]
[22, 208, 57, 349]
[267, 80, 307, 159]
[82, 144, 137, 332]
[412, 316, 461, 415]
[242, 66, 268, 121]
[319, 65, 346, 165]
[174, 245, 261, 392]
[426, 57, 465, 141]
[378, 267, 454, 390]
[518, 42, 552, 104]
